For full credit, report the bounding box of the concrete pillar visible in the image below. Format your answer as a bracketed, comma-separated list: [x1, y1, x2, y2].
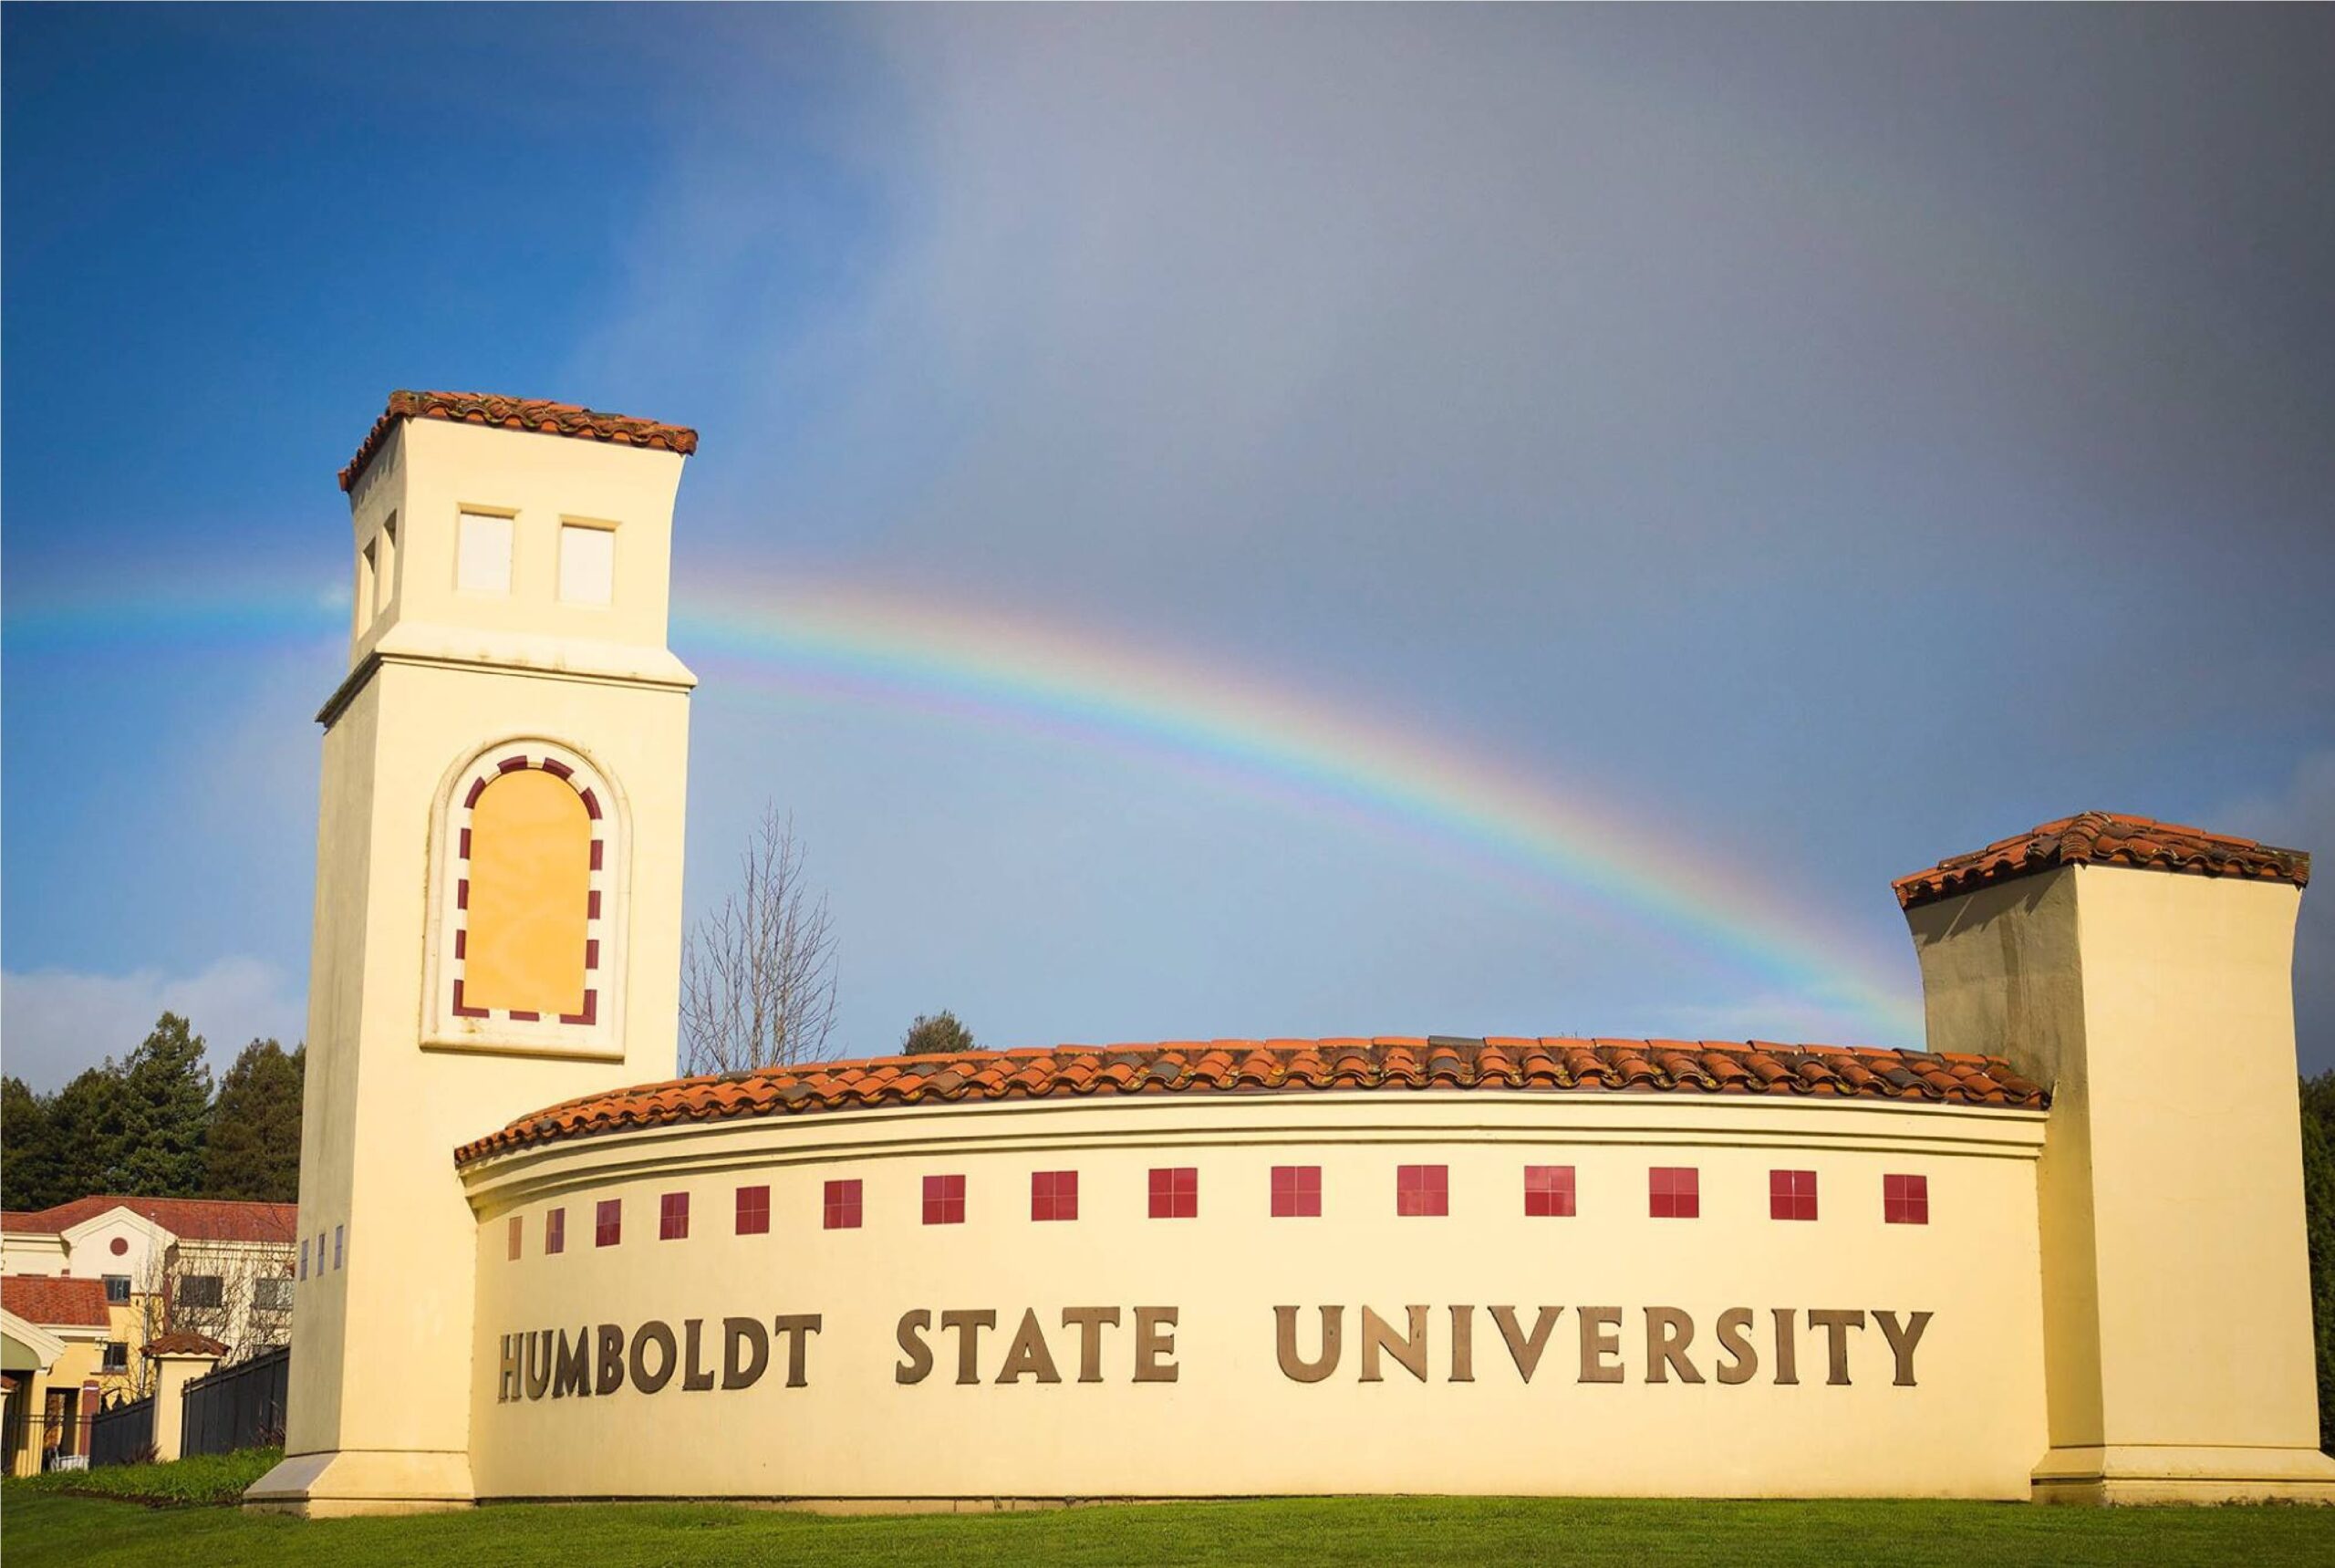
[147, 1346, 223, 1463]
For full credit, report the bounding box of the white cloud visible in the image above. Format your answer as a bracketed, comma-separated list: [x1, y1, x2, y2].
[0, 957, 305, 1093]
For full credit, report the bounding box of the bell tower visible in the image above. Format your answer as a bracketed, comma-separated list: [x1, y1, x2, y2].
[248, 393, 699, 1515]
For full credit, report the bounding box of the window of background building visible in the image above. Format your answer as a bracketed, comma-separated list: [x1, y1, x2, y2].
[1524, 1165, 1577, 1217]
[1148, 1167, 1199, 1219]
[102, 1275, 131, 1304]
[178, 1275, 223, 1309]
[102, 1342, 129, 1374]
[1271, 1164, 1322, 1218]
[1649, 1166, 1700, 1219]
[923, 1174, 966, 1226]
[824, 1179, 863, 1231]
[254, 1276, 293, 1312]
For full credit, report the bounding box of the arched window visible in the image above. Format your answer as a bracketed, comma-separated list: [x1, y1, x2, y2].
[427, 741, 625, 1056]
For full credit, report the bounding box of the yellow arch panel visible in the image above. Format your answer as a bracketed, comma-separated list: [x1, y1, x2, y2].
[465, 769, 589, 1016]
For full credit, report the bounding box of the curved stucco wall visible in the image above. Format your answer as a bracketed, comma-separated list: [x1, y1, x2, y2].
[460, 1089, 2049, 1502]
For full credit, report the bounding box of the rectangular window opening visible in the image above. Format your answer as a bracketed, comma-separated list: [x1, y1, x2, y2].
[545, 1208, 566, 1255]
[102, 1275, 131, 1304]
[507, 1214, 523, 1261]
[456, 511, 514, 596]
[558, 522, 616, 606]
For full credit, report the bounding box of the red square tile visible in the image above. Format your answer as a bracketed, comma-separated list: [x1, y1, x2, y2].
[1396, 1163, 1448, 1218]
[595, 1198, 622, 1248]
[923, 1173, 966, 1226]
[1271, 1164, 1322, 1218]
[1884, 1172, 1929, 1225]
[506, 1215, 523, 1261]
[659, 1190, 690, 1241]
[824, 1179, 863, 1231]
[1769, 1168, 1819, 1221]
[735, 1185, 771, 1236]
[1148, 1167, 1199, 1219]
[544, 1208, 565, 1255]
[1524, 1164, 1576, 1217]
[1649, 1166, 1699, 1219]
[1031, 1169, 1079, 1222]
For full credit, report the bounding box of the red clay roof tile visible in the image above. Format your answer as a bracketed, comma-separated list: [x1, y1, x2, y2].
[1894, 812, 2308, 909]
[1, 1274, 111, 1328]
[454, 1035, 2046, 1167]
[0, 1196, 297, 1244]
[142, 1331, 229, 1358]
[338, 389, 698, 492]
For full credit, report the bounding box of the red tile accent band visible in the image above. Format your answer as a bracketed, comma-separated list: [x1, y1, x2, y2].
[824, 1179, 863, 1231]
[1769, 1168, 1819, 1222]
[455, 1037, 2045, 1168]
[1524, 1164, 1576, 1218]
[1650, 1166, 1699, 1220]
[497, 755, 531, 774]
[541, 758, 574, 780]
[1894, 812, 2309, 909]
[735, 1186, 771, 1236]
[339, 390, 699, 493]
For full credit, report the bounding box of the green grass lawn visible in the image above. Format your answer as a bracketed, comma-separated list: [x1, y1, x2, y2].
[6, 1461, 2333, 1568]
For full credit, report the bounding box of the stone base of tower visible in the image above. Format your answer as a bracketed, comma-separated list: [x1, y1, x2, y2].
[244, 1449, 476, 1517]
[2030, 1444, 2335, 1506]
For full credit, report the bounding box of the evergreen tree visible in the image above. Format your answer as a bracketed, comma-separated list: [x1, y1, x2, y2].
[37, 1075, 119, 1205]
[1, 1076, 52, 1210]
[202, 1039, 304, 1201]
[2300, 1071, 2335, 1456]
[109, 1012, 213, 1197]
[901, 1010, 975, 1056]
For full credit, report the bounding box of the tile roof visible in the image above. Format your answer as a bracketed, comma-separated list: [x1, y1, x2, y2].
[1894, 811, 2309, 909]
[456, 1036, 2045, 1166]
[0, 1196, 297, 1245]
[142, 1331, 229, 1358]
[338, 389, 699, 492]
[1, 1274, 111, 1328]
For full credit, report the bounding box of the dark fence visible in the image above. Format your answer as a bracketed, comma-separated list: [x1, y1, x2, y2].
[89, 1395, 156, 1468]
[181, 1345, 289, 1458]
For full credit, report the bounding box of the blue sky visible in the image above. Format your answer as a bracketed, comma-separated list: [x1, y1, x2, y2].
[5, 5, 2332, 1088]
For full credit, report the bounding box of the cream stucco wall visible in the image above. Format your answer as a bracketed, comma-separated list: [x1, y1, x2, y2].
[1909, 864, 2334, 1502]
[255, 414, 693, 1515]
[461, 1090, 2050, 1502]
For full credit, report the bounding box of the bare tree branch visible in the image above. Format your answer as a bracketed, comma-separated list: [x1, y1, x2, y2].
[680, 805, 841, 1075]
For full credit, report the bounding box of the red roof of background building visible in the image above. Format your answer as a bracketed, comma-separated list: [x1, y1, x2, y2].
[338, 389, 699, 491]
[1893, 812, 2309, 909]
[456, 1036, 2045, 1166]
[1, 1274, 111, 1328]
[0, 1196, 297, 1244]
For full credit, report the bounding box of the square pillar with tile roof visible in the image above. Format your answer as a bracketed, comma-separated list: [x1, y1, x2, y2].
[245, 393, 699, 1516]
[1897, 813, 2335, 1504]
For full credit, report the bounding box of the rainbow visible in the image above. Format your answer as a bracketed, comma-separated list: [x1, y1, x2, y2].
[3, 568, 1925, 1041]
[672, 573, 1924, 1043]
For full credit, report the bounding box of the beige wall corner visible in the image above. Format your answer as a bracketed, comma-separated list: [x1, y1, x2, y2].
[1904, 840, 2334, 1505]
[244, 1448, 475, 1517]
